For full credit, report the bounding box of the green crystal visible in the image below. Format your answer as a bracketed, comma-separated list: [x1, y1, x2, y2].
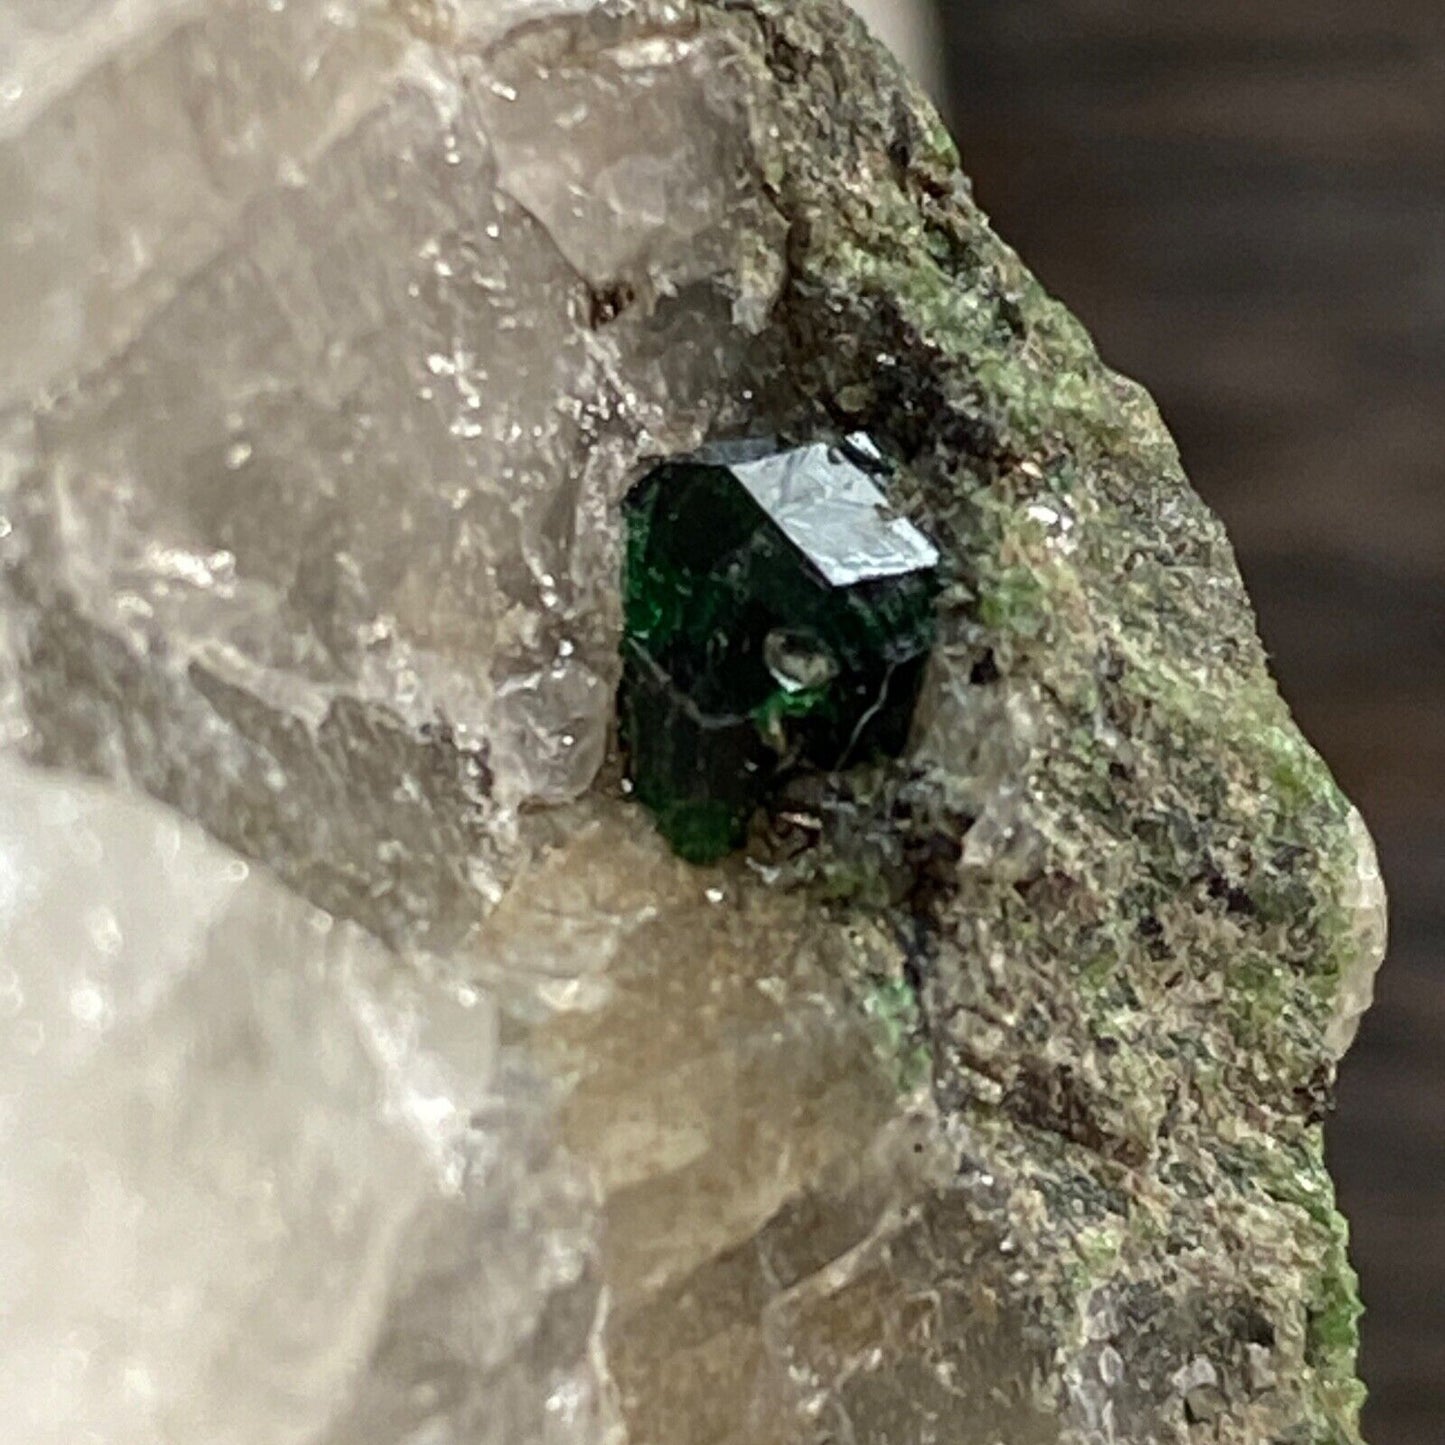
[620, 437, 941, 863]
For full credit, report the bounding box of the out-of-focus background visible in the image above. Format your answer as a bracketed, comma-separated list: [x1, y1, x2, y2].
[854, 3, 1444, 1440]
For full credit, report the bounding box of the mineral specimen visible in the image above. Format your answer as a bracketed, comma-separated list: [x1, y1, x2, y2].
[620, 437, 940, 861]
[0, 2, 1388, 1444]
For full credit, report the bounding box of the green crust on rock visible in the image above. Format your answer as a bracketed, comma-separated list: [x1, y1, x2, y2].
[698, 3, 1378, 1439]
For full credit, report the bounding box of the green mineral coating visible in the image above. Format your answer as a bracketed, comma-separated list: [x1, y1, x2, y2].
[686, 2, 1382, 1438]
[619, 446, 940, 862]
[862, 974, 933, 1093]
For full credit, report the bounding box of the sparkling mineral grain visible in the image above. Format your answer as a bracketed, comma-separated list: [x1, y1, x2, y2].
[0, 2, 1387, 1444]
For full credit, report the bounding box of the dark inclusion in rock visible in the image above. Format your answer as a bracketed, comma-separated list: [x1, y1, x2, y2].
[620, 436, 942, 863]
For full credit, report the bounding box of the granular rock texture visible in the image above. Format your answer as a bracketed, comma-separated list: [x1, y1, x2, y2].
[0, 2, 1386, 1443]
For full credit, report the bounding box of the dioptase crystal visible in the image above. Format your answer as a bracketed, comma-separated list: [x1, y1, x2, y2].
[620, 436, 941, 863]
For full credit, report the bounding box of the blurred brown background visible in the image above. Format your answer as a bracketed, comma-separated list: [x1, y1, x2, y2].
[926, 2, 1444, 1440]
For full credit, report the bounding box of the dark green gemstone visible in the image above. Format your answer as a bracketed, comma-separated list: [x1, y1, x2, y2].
[620, 436, 941, 863]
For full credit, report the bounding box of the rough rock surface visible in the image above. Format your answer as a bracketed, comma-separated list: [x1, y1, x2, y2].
[0, 2, 1387, 1443]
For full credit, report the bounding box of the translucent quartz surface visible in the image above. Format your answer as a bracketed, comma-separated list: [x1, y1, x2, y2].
[1, 0, 777, 829]
[0, 759, 601, 1445]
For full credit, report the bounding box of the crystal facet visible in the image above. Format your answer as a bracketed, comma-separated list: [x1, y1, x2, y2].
[619, 438, 940, 861]
[728, 439, 941, 587]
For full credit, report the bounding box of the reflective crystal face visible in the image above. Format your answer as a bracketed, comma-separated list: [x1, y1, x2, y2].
[726, 438, 941, 586]
[619, 438, 941, 862]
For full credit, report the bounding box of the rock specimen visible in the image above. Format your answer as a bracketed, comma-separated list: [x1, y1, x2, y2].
[0, 2, 1387, 1444]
